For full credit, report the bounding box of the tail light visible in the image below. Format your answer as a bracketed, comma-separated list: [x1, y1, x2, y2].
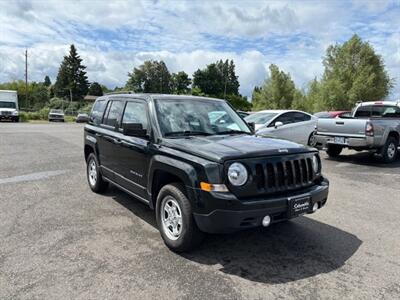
[365, 122, 374, 136]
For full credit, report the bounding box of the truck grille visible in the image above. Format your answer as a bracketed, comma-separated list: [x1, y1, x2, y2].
[226, 154, 318, 199]
[255, 157, 314, 192]
[1, 111, 11, 116]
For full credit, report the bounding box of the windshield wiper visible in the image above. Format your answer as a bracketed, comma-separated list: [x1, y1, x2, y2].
[216, 130, 251, 135]
[164, 131, 212, 137]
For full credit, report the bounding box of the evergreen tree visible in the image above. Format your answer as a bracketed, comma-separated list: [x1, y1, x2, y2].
[43, 75, 51, 87]
[54, 44, 89, 101]
[319, 34, 392, 109]
[252, 64, 297, 110]
[126, 60, 172, 93]
[171, 71, 191, 94]
[192, 59, 240, 98]
[88, 82, 103, 96]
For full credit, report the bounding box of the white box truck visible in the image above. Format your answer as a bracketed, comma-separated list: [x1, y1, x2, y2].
[0, 90, 19, 122]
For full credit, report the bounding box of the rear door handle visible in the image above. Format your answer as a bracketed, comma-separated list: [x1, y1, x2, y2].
[95, 133, 102, 137]
[114, 138, 122, 145]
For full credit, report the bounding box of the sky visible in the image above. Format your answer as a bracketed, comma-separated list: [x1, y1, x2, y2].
[0, 0, 399, 100]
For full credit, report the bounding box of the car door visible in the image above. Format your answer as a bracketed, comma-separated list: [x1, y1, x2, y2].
[263, 112, 296, 142]
[113, 100, 150, 200]
[292, 112, 316, 145]
[98, 99, 125, 178]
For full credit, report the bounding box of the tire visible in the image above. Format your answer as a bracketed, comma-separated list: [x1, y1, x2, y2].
[326, 144, 342, 157]
[86, 153, 108, 193]
[308, 132, 317, 147]
[156, 183, 204, 252]
[381, 136, 398, 163]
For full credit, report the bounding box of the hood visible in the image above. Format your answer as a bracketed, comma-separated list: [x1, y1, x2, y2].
[162, 134, 312, 163]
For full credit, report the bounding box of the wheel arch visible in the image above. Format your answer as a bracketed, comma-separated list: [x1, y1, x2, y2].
[148, 155, 199, 210]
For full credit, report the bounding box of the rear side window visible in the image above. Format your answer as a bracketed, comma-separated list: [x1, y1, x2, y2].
[103, 100, 125, 128]
[122, 101, 149, 130]
[90, 100, 107, 125]
[293, 112, 311, 122]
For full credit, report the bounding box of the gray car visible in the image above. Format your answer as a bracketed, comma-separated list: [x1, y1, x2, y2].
[315, 101, 400, 162]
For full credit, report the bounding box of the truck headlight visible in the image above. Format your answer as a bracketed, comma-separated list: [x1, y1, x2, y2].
[12, 110, 19, 116]
[228, 162, 248, 186]
[312, 155, 320, 174]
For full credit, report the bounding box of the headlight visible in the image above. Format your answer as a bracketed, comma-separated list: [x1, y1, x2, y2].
[12, 110, 19, 116]
[312, 155, 320, 174]
[228, 162, 248, 186]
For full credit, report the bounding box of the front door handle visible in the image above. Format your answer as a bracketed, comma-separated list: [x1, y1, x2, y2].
[113, 138, 122, 145]
[95, 133, 102, 137]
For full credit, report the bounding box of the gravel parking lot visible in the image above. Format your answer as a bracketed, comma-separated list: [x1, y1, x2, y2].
[1, 123, 399, 299]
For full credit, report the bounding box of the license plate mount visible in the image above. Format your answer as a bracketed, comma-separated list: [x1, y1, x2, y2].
[288, 196, 311, 217]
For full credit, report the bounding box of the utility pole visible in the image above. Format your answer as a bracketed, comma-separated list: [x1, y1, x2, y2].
[25, 49, 28, 109]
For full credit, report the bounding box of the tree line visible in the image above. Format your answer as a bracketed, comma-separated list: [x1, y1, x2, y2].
[0, 34, 393, 112]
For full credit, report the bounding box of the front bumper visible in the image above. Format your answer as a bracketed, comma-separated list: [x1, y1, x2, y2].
[0, 115, 19, 121]
[193, 178, 329, 233]
[315, 134, 374, 149]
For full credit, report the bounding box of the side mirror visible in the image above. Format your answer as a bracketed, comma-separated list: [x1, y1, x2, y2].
[274, 121, 283, 128]
[247, 122, 255, 132]
[122, 123, 148, 138]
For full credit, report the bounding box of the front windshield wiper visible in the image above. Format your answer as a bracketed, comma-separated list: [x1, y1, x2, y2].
[164, 131, 212, 137]
[216, 130, 251, 135]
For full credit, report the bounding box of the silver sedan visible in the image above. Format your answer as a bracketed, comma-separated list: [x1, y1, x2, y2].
[245, 110, 317, 146]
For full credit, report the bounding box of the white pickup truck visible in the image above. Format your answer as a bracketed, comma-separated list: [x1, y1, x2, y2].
[0, 90, 19, 122]
[315, 101, 400, 163]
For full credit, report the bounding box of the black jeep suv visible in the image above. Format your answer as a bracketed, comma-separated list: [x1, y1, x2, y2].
[84, 93, 329, 252]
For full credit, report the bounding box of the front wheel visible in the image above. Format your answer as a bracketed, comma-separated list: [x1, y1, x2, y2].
[326, 144, 342, 157]
[86, 153, 108, 193]
[156, 183, 204, 252]
[381, 137, 398, 163]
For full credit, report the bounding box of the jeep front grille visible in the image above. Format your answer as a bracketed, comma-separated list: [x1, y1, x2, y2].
[255, 157, 314, 192]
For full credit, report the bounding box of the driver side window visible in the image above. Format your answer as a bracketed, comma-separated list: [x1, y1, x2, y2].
[270, 113, 293, 126]
[122, 101, 149, 130]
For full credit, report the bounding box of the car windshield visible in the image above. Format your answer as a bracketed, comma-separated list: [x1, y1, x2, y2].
[155, 98, 251, 137]
[245, 112, 278, 124]
[50, 109, 63, 114]
[0, 101, 16, 109]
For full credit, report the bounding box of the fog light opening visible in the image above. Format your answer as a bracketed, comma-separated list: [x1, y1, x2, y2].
[312, 202, 319, 213]
[262, 215, 271, 227]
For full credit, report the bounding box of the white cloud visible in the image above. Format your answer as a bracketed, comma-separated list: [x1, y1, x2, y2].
[0, 0, 399, 99]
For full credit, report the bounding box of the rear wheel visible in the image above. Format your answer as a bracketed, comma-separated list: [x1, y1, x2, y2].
[326, 144, 342, 157]
[86, 153, 108, 193]
[308, 132, 317, 147]
[381, 137, 398, 163]
[156, 183, 204, 252]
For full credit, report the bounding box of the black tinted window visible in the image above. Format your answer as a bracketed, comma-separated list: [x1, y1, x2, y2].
[273, 113, 294, 125]
[90, 100, 106, 125]
[293, 112, 311, 122]
[355, 105, 400, 118]
[122, 101, 148, 130]
[103, 100, 125, 127]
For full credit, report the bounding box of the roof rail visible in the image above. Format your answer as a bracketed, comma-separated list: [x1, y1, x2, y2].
[105, 91, 134, 95]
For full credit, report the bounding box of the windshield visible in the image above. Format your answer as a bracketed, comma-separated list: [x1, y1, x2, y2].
[245, 112, 278, 124]
[0, 101, 16, 109]
[155, 99, 251, 137]
[50, 109, 64, 114]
